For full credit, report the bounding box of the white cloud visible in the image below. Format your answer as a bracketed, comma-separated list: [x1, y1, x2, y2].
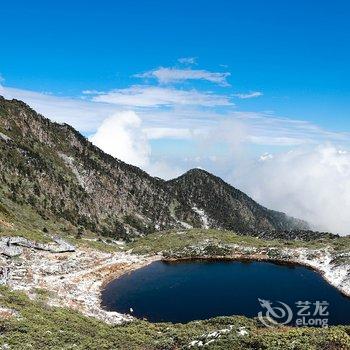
[81, 89, 102, 95]
[232, 145, 350, 235]
[203, 119, 249, 157]
[1, 84, 347, 149]
[135, 67, 231, 86]
[248, 135, 310, 146]
[178, 57, 197, 65]
[147, 160, 184, 180]
[231, 111, 349, 146]
[259, 153, 274, 161]
[234, 91, 263, 99]
[1, 85, 121, 133]
[91, 85, 233, 107]
[3, 83, 350, 233]
[89, 111, 184, 179]
[89, 111, 150, 168]
[144, 127, 192, 139]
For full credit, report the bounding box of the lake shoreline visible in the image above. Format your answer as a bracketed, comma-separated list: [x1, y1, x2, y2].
[2, 233, 349, 325]
[98, 248, 350, 323]
[101, 257, 350, 324]
[162, 254, 350, 299]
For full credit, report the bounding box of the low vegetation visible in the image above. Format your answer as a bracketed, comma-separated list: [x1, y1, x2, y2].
[1, 200, 350, 349]
[128, 228, 350, 256]
[0, 190, 122, 253]
[0, 286, 349, 350]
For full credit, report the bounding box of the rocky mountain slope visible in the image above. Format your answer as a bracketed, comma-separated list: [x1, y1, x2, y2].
[168, 169, 309, 233]
[0, 96, 309, 239]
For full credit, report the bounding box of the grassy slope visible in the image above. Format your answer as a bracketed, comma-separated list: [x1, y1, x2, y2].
[128, 228, 350, 255]
[0, 191, 124, 253]
[1, 213, 350, 349]
[0, 286, 349, 350]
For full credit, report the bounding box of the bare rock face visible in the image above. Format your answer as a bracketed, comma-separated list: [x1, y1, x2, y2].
[0, 96, 309, 239]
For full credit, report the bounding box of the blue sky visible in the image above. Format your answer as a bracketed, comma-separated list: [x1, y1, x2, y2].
[1, 1, 350, 233]
[1, 0, 350, 131]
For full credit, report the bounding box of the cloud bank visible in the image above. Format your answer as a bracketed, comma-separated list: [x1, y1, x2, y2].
[88, 111, 184, 179]
[89, 111, 150, 168]
[232, 145, 350, 235]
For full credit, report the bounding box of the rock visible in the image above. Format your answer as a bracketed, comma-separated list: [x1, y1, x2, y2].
[237, 326, 248, 336]
[0, 236, 75, 258]
[0, 306, 19, 319]
[51, 236, 75, 252]
[0, 238, 23, 257]
[0, 132, 11, 142]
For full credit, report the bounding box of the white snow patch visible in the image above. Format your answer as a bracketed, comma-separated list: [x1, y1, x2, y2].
[2, 244, 159, 324]
[290, 247, 350, 296]
[188, 325, 235, 347]
[237, 326, 249, 336]
[179, 220, 193, 229]
[58, 153, 88, 191]
[192, 206, 210, 229]
[0, 132, 11, 142]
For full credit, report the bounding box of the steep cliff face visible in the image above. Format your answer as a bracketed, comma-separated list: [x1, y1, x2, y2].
[0, 96, 309, 238]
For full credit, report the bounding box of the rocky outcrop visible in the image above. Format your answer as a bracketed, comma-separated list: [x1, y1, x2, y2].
[0, 236, 75, 258]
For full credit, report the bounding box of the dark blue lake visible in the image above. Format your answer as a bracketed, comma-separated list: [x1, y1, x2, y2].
[101, 260, 350, 325]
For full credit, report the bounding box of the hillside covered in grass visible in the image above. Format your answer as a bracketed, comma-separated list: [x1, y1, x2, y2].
[0, 286, 349, 350]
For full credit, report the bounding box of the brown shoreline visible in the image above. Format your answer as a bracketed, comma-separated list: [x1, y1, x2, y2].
[99, 256, 160, 290]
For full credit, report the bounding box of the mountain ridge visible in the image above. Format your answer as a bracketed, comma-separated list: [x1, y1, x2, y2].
[0, 96, 310, 239]
[167, 168, 309, 233]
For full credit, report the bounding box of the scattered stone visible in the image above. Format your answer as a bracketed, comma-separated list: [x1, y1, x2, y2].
[0, 132, 11, 142]
[0, 242, 23, 258]
[188, 325, 235, 347]
[192, 206, 210, 229]
[237, 326, 248, 336]
[0, 236, 75, 258]
[1, 239, 158, 324]
[0, 306, 19, 319]
[51, 236, 75, 253]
